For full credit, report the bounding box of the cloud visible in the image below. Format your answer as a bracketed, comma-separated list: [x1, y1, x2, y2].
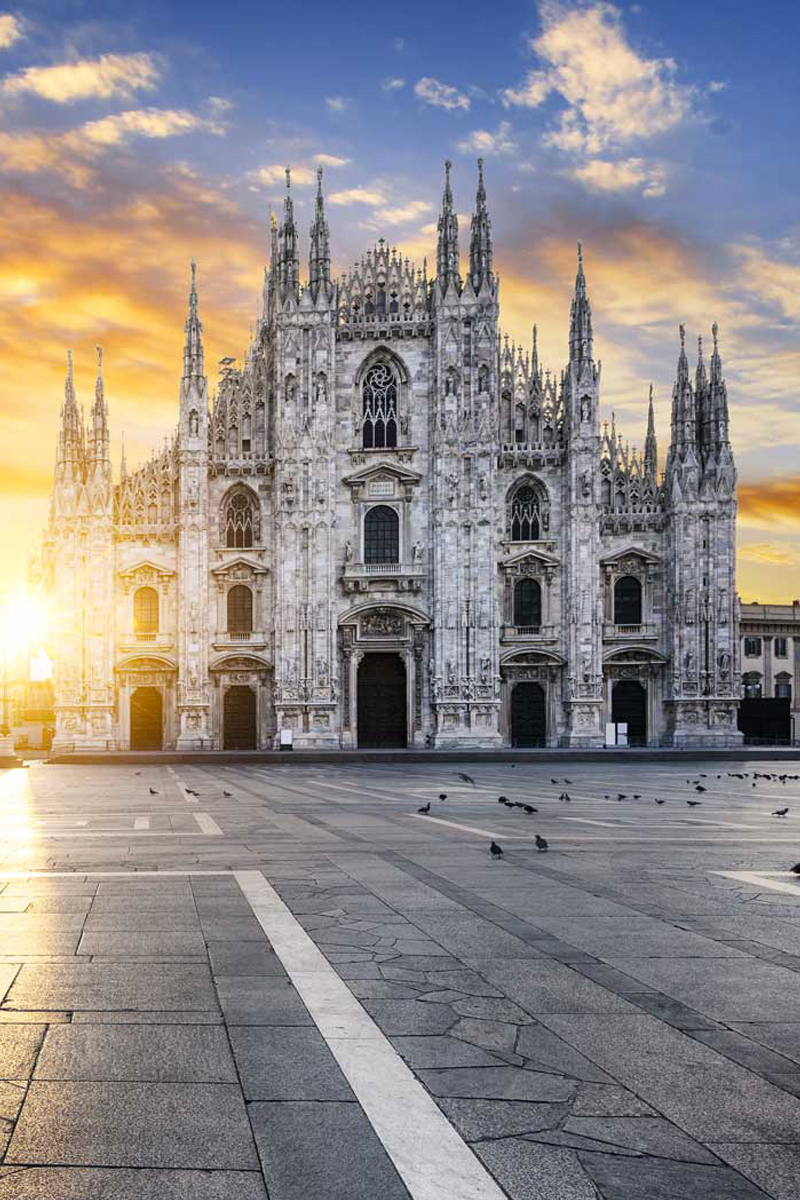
[737, 477, 800, 531]
[502, 3, 695, 154]
[572, 156, 668, 197]
[313, 153, 351, 168]
[371, 199, 432, 226]
[1, 52, 161, 103]
[414, 77, 470, 112]
[329, 187, 386, 206]
[382, 77, 405, 92]
[0, 13, 24, 49]
[457, 121, 517, 156]
[82, 107, 225, 147]
[325, 96, 351, 113]
[738, 541, 799, 567]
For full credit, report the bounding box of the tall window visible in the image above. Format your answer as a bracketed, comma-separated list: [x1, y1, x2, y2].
[510, 485, 540, 542]
[744, 637, 762, 658]
[133, 587, 159, 634]
[775, 637, 788, 658]
[364, 505, 399, 564]
[776, 675, 792, 700]
[362, 362, 398, 449]
[223, 490, 259, 548]
[227, 585, 253, 634]
[513, 579, 542, 628]
[614, 576, 642, 625]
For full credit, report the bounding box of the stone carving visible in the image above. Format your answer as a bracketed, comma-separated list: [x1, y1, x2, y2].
[361, 610, 403, 637]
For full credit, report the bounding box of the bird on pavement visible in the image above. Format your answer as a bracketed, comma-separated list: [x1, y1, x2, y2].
[617, 793, 627, 801]
[439, 793, 448, 801]
[135, 771, 142, 776]
[418, 802, 431, 814]
[654, 798, 665, 805]
[633, 794, 641, 800]
[523, 805, 538, 814]
[223, 790, 233, 798]
[772, 808, 789, 817]
[564, 779, 573, 785]
[457, 774, 475, 787]
[535, 833, 548, 852]
[695, 785, 707, 793]
[149, 787, 158, 795]
[791, 863, 800, 874]
[687, 800, 702, 807]
[497, 795, 508, 804]
[490, 841, 503, 858]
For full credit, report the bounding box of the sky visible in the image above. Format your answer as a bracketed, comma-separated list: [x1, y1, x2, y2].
[0, 0, 798, 604]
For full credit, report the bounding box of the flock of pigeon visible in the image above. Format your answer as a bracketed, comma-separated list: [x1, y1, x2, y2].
[413, 767, 800, 868]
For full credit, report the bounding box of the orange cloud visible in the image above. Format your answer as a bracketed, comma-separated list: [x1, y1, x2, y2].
[738, 477, 800, 529]
[1, 52, 161, 103]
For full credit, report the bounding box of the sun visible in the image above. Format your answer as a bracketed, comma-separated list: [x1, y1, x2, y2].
[0, 591, 49, 665]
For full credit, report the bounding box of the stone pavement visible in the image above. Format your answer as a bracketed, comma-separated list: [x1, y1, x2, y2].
[0, 757, 798, 1197]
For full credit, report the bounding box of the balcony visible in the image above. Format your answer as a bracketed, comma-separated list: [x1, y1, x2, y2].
[501, 624, 557, 644]
[603, 622, 657, 641]
[342, 561, 424, 594]
[119, 632, 174, 652]
[212, 630, 267, 652]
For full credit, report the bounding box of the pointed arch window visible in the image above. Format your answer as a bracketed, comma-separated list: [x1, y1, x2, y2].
[227, 585, 253, 635]
[362, 362, 397, 449]
[509, 484, 540, 542]
[614, 576, 642, 625]
[223, 490, 259, 548]
[513, 579, 541, 628]
[364, 505, 399, 564]
[133, 587, 159, 634]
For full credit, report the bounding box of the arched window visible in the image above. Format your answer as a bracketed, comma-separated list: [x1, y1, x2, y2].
[364, 505, 399, 564]
[227, 585, 253, 634]
[223, 490, 259, 548]
[362, 362, 397, 449]
[775, 673, 792, 701]
[133, 587, 159, 634]
[614, 576, 642, 625]
[510, 485, 540, 542]
[513, 579, 542, 628]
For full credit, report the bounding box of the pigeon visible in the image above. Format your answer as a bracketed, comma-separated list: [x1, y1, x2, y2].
[418, 802, 431, 814]
[791, 863, 800, 874]
[564, 779, 573, 785]
[535, 833, 548, 852]
[135, 771, 142, 776]
[223, 790, 233, 798]
[439, 793, 448, 801]
[523, 805, 538, 814]
[695, 785, 707, 793]
[687, 800, 702, 807]
[654, 799, 665, 805]
[149, 787, 158, 795]
[617, 793, 627, 801]
[490, 840, 503, 858]
[551, 778, 559, 785]
[633, 794, 641, 800]
[497, 796, 508, 804]
[772, 808, 789, 818]
[457, 773, 475, 787]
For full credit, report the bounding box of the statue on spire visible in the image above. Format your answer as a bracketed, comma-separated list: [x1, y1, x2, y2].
[436, 159, 460, 293]
[469, 157, 493, 293]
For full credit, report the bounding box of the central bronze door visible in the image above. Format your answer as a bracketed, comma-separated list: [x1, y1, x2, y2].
[357, 653, 407, 748]
[511, 681, 546, 747]
[223, 685, 257, 750]
[612, 680, 647, 746]
[130, 686, 163, 750]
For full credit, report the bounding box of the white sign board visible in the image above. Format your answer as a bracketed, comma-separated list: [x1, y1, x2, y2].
[279, 728, 293, 750]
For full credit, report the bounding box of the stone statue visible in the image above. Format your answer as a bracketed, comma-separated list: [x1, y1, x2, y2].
[344, 540, 354, 562]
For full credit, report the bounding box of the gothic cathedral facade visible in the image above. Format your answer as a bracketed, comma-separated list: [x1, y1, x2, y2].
[38, 162, 742, 753]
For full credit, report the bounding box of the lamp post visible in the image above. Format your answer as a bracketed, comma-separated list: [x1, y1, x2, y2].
[0, 613, 19, 766]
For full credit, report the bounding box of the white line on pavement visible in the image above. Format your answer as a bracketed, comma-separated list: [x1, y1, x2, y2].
[234, 869, 507, 1200]
[133, 816, 150, 830]
[713, 870, 800, 897]
[193, 812, 223, 835]
[408, 814, 532, 840]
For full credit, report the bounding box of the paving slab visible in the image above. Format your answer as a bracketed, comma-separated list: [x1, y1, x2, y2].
[418, 1065, 578, 1101]
[229, 1026, 354, 1100]
[6, 1080, 259, 1169]
[4, 963, 219, 1012]
[0, 1167, 269, 1199]
[33, 1024, 237, 1082]
[474, 1138, 599, 1200]
[215, 975, 313, 1025]
[710, 1142, 800, 1200]
[578, 1149, 772, 1199]
[248, 1101, 411, 1200]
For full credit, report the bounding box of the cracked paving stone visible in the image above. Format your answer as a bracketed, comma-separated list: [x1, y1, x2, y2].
[0, 1028, 44, 1079]
[391, 1035, 506, 1068]
[332, 963, 382, 980]
[452, 996, 535, 1023]
[577, 1149, 772, 1199]
[360, 999, 455, 1035]
[475, 1137, 600, 1200]
[570, 1084, 657, 1117]
[451, 1017, 521, 1055]
[347, 980, 420, 999]
[437, 1098, 571, 1141]
[425, 969, 504, 997]
[418, 1065, 578, 1102]
[516, 1023, 613, 1083]
[709, 1142, 800, 1200]
[533, 1116, 719, 1164]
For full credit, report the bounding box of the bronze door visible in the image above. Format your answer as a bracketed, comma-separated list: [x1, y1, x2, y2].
[511, 681, 546, 747]
[130, 687, 163, 751]
[357, 654, 407, 747]
[223, 686, 257, 750]
[612, 680, 647, 746]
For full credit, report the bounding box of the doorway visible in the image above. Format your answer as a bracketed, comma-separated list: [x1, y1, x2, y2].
[511, 681, 546, 747]
[223, 685, 257, 750]
[612, 680, 647, 746]
[357, 654, 407, 747]
[130, 687, 163, 751]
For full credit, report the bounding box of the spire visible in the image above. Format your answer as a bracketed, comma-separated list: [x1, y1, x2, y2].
[666, 323, 698, 488]
[120, 430, 127, 480]
[469, 157, 493, 292]
[94, 344, 105, 407]
[569, 241, 593, 366]
[183, 259, 204, 380]
[695, 334, 707, 393]
[57, 348, 85, 477]
[308, 166, 331, 301]
[708, 321, 730, 451]
[676, 322, 689, 387]
[644, 384, 657, 476]
[279, 167, 300, 300]
[436, 160, 460, 293]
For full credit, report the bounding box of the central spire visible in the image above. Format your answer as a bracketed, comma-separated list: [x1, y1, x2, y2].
[569, 241, 593, 366]
[469, 157, 493, 293]
[279, 166, 300, 300]
[308, 166, 332, 302]
[183, 259, 204, 380]
[436, 159, 460, 293]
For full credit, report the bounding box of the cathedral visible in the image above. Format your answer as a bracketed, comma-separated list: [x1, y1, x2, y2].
[37, 160, 743, 753]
